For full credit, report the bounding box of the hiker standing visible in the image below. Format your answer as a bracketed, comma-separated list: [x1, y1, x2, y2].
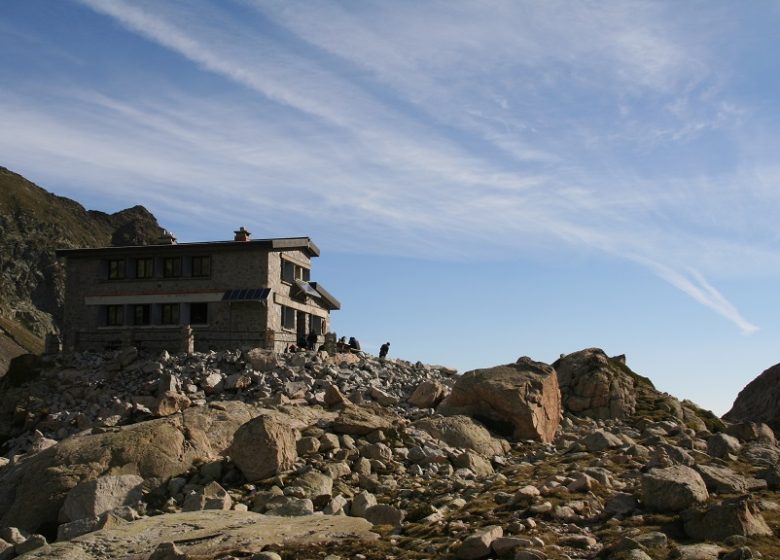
[379, 342, 390, 359]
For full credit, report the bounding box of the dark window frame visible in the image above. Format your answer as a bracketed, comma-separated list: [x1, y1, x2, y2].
[133, 304, 150, 326]
[281, 305, 295, 330]
[161, 303, 180, 325]
[106, 305, 124, 326]
[192, 256, 211, 277]
[163, 256, 182, 278]
[108, 259, 126, 280]
[136, 257, 154, 279]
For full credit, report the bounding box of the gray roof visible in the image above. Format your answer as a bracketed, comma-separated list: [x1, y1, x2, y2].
[56, 237, 321, 258]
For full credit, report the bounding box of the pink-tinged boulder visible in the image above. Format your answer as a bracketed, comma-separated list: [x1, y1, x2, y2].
[641, 466, 709, 512]
[227, 415, 298, 481]
[437, 357, 561, 443]
[408, 380, 449, 409]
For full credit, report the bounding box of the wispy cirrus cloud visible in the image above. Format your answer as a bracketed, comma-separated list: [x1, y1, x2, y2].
[1, 0, 773, 334]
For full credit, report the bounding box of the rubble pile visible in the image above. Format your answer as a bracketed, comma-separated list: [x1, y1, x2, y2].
[0, 347, 777, 560]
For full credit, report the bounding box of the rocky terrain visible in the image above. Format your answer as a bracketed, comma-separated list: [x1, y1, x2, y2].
[0, 165, 165, 370]
[0, 346, 777, 560]
[724, 363, 780, 434]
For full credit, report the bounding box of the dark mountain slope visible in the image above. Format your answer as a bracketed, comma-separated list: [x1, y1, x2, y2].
[0, 165, 165, 363]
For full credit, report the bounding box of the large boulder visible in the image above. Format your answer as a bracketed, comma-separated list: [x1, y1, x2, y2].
[330, 405, 394, 436]
[227, 414, 298, 481]
[682, 498, 773, 541]
[724, 361, 780, 432]
[0, 401, 263, 533]
[412, 415, 509, 456]
[437, 357, 560, 443]
[408, 380, 449, 409]
[553, 348, 638, 419]
[18, 510, 378, 559]
[59, 474, 144, 523]
[641, 466, 709, 512]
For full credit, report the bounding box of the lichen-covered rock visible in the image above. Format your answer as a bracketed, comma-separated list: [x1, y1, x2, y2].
[19, 511, 378, 559]
[412, 415, 509, 456]
[641, 466, 709, 512]
[437, 357, 560, 442]
[0, 400, 265, 533]
[553, 348, 637, 419]
[725, 421, 776, 445]
[227, 415, 298, 481]
[59, 474, 144, 523]
[707, 433, 741, 459]
[682, 498, 773, 541]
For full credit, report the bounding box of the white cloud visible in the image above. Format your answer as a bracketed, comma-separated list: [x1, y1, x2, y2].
[2, 0, 773, 334]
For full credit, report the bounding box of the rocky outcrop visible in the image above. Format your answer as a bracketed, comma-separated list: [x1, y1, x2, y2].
[724, 362, 780, 432]
[682, 498, 773, 541]
[0, 401, 263, 533]
[437, 357, 560, 442]
[2, 346, 777, 559]
[553, 348, 638, 419]
[17, 511, 378, 559]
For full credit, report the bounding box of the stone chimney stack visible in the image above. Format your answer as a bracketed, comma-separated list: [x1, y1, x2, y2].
[234, 226, 251, 242]
[158, 230, 177, 245]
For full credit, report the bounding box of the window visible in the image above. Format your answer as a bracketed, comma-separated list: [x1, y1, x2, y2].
[190, 302, 208, 324]
[282, 260, 295, 283]
[133, 304, 150, 326]
[163, 257, 182, 278]
[161, 303, 180, 325]
[192, 256, 211, 277]
[108, 259, 125, 280]
[282, 259, 310, 283]
[136, 258, 154, 279]
[310, 315, 323, 335]
[106, 305, 124, 326]
[281, 305, 295, 330]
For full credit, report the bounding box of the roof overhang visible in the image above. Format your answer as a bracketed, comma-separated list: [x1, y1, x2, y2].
[309, 282, 341, 311]
[56, 236, 320, 258]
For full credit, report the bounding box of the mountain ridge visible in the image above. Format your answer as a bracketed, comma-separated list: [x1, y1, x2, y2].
[0, 166, 166, 372]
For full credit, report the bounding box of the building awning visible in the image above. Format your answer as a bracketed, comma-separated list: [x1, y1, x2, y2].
[222, 288, 271, 301]
[293, 280, 322, 299]
[309, 282, 341, 311]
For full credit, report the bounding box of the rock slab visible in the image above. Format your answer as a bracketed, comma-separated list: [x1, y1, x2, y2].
[437, 357, 560, 442]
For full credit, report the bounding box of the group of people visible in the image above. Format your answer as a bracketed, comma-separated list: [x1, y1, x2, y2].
[286, 334, 390, 359]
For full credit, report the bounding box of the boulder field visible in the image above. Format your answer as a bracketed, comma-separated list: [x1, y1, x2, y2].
[0, 346, 777, 560]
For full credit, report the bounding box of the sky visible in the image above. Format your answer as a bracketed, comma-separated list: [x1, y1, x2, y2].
[2, 1, 780, 415]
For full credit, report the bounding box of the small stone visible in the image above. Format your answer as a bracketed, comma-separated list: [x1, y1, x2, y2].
[363, 504, 405, 527]
[456, 525, 503, 560]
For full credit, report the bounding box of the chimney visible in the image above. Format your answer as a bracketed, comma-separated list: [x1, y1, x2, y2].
[234, 226, 251, 242]
[158, 230, 177, 245]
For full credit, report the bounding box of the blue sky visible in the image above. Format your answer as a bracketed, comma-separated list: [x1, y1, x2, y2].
[2, 1, 780, 415]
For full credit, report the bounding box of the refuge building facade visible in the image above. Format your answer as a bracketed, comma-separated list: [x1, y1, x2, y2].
[55, 228, 340, 353]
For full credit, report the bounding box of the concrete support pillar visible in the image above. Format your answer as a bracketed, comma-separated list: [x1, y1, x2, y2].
[181, 325, 194, 354]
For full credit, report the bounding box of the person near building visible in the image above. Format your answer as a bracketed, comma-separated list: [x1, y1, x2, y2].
[379, 342, 390, 359]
